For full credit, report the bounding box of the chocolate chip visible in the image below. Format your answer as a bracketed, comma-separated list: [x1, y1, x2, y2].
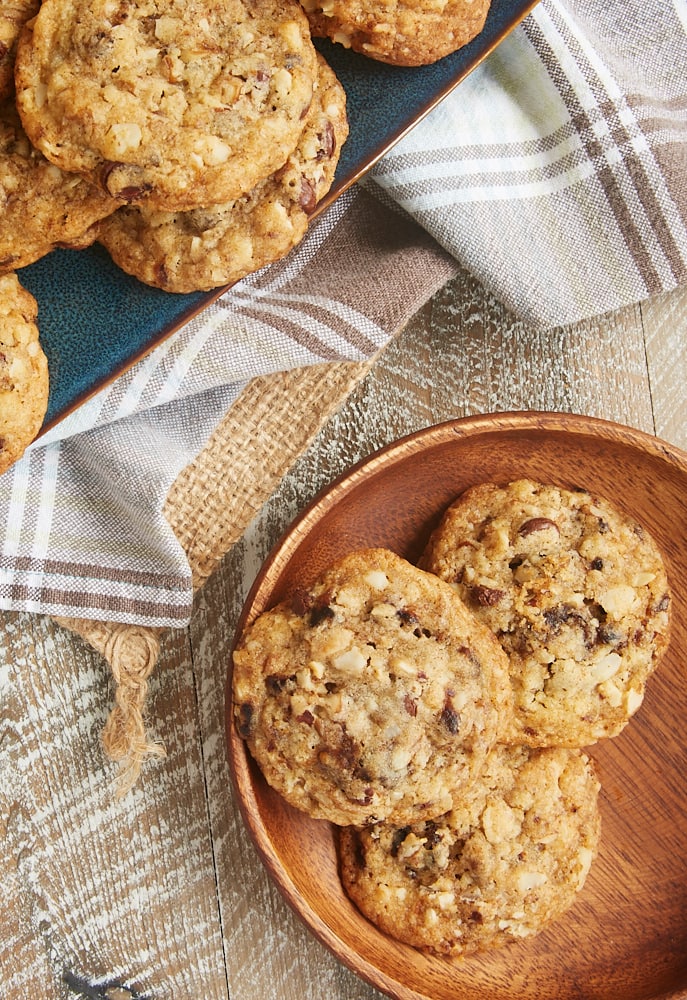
[543, 604, 583, 631]
[63, 969, 146, 999]
[100, 162, 151, 201]
[265, 674, 290, 694]
[397, 607, 420, 626]
[471, 584, 505, 607]
[309, 602, 335, 626]
[235, 702, 254, 739]
[290, 588, 313, 616]
[316, 121, 336, 160]
[440, 703, 460, 734]
[298, 177, 317, 214]
[518, 517, 559, 536]
[390, 826, 411, 857]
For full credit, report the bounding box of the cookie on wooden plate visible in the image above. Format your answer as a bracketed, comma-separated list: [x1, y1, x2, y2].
[339, 744, 601, 956]
[95, 54, 348, 293]
[15, 0, 318, 210]
[420, 479, 672, 747]
[302, 0, 492, 66]
[0, 98, 118, 272]
[0, 272, 48, 474]
[232, 548, 512, 827]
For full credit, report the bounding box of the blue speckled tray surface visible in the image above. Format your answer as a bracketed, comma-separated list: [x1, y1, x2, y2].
[20, 0, 536, 434]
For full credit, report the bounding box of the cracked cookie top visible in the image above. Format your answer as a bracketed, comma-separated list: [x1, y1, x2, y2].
[420, 479, 671, 747]
[232, 547, 512, 827]
[0, 272, 48, 474]
[15, 0, 318, 210]
[95, 53, 348, 292]
[339, 744, 601, 956]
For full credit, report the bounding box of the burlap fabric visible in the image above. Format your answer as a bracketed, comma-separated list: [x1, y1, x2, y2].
[54, 359, 373, 792]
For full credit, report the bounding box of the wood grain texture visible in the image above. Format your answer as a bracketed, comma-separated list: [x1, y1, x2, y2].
[1, 266, 685, 1000]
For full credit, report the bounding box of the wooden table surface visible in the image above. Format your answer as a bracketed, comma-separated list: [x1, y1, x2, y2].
[2, 264, 686, 1000]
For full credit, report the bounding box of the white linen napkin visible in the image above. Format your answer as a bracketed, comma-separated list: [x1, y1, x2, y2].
[1, 0, 685, 628]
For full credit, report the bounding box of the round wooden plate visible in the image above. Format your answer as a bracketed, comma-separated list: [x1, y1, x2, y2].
[226, 411, 687, 1000]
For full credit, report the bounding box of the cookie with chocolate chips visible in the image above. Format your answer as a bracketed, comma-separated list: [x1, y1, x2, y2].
[420, 479, 671, 747]
[0, 98, 118, 272]
[0, 272, 48, 474]
[302, 0, 492, 66]
[232, 547, 512, 827]
[95, 54, 348, 292]
[15, 0, 318, 211]
[339, 744, 601, 956]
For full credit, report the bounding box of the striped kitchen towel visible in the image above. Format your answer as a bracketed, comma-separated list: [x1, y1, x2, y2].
[369, 0, 687, 329]
[1, 0, 685, 628]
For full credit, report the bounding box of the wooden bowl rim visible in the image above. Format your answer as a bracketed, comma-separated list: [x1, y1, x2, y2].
[226, 409, 687, 1000]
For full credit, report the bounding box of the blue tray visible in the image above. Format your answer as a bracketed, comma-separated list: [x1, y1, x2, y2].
[19, 0, 537, 433]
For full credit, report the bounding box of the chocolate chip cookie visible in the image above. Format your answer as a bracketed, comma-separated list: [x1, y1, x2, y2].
[420, 479, 671, 747]
[339, 744, 601, 956]
[0, 98, 118, 272]
[0, 272, 48, 474]
[232, 547, 512, 827]
[15, 0, 318, 210]
[303, 0, 492, 66]
[96, 54, 348, 292]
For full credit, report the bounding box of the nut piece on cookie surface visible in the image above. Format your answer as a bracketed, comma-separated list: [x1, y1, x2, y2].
[0, 272, 48, 474]
[339, 744, 601, 956]
[420, 479, 672, 747]
[232, 547, 513, 827]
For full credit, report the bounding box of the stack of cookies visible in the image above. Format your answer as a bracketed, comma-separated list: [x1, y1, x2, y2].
[8, 0, 348, 291]
[0, 0, 496, 470]
[0, 0, 350, 469]
[232, 479, 672, 956]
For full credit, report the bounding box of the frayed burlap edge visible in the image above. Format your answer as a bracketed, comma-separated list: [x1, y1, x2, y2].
[53, 359, 373, 794]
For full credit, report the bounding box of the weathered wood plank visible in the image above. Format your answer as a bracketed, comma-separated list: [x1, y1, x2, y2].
[0, 612, 229, 999]
[641, 285, 687, 449]
[190, 547, 384, 1000]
